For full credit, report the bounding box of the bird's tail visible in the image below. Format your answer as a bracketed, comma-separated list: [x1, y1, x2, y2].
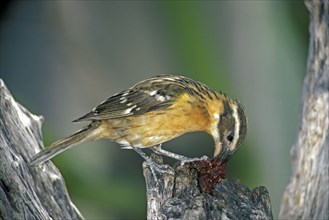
[29, 122, 103, 166]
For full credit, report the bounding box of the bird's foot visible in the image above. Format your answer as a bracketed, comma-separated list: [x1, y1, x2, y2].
[180, 155, 209, 166]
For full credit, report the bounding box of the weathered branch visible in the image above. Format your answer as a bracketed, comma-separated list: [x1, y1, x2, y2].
[0, 80, 83, 220]
[143, 155, 273, 220]
[279, 0, 329, 219]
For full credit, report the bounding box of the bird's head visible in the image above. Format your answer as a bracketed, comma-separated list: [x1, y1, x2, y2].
[213, 100, 247, 163]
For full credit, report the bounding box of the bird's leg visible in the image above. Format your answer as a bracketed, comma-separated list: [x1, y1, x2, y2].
[151, 145, 208, 165]
[131, 146, 174, 179]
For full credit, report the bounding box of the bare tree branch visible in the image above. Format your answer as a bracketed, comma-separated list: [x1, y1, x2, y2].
[0, 80, 83, 220]
[143, 155, 273, 220]
[279, 1, 329, 219]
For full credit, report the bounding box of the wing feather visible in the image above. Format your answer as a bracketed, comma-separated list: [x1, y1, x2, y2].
[73, 75, 187, 122]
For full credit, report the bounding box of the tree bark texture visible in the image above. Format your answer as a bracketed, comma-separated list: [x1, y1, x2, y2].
[143, 155, 273, 220]
[0, 80, 83, 220]
[279, 1, 329, 219]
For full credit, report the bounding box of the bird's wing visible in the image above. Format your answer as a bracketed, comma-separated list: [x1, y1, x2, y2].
[73, 75, 187, 122]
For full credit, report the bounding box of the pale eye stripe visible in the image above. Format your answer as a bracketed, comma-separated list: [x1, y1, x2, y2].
[211, 113, 220, 147]
[230, 103, 240, 150]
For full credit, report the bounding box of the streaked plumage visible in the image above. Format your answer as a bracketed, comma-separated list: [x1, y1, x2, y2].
[30, 74, 247, 166]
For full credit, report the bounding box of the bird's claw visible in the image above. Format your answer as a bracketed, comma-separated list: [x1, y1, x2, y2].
[180, 155, 209, 166]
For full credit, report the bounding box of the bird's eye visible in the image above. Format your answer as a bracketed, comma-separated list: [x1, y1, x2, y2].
[226, 133, 234, 143]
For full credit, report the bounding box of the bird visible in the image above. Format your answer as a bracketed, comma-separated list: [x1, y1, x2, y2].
[29, 74, 247, 172]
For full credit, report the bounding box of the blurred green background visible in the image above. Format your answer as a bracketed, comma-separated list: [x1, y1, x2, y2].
[1, 1, 308, 219]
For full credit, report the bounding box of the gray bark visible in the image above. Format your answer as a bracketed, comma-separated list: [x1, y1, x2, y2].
[279, 0, 329, 219]
[0, 80, 83, 220]
[143, 155, 273, 220]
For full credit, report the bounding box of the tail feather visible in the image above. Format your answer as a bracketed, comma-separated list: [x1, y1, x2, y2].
[29, 122, 102, 166]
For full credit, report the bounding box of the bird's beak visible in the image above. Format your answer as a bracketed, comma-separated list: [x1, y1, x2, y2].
[214, 142, 232, 163]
